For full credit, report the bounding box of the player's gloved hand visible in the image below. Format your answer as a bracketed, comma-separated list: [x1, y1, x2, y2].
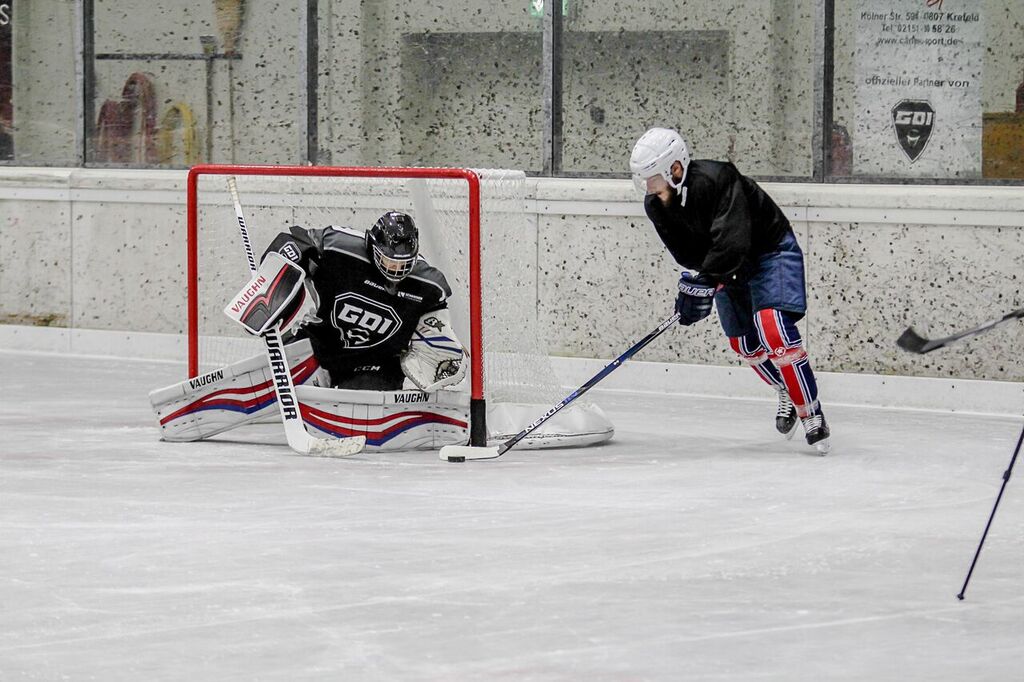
[675, 270, 717, 326]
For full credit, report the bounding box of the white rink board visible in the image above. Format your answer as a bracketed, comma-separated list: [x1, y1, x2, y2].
[2, 324, 1023, 417]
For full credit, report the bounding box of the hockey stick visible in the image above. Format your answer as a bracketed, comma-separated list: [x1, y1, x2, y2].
[956, 420, 1022, 600]
[897, 307, 1024, 354]
[226, 177, 365, 457]
[439, 312, 681, 462]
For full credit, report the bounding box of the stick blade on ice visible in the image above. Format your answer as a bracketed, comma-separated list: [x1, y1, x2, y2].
[306, 434, 366, 458]
[439, 444, 501, 462]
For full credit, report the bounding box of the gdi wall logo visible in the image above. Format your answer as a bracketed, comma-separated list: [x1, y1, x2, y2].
[891, 100, 934, 163]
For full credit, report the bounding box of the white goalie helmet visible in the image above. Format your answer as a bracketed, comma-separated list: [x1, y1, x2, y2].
[629, 127, 690, 194]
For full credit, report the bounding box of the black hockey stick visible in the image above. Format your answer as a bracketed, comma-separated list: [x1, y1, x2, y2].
[897, 307, 1024, 354]
[439, 312, 681, 461]
[957, 420, 1023, 600]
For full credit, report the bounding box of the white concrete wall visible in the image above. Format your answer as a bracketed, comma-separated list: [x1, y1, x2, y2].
[1, 168, 1022, 382]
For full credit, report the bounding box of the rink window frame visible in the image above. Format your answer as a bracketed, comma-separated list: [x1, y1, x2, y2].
[4, 0, 1015, 186]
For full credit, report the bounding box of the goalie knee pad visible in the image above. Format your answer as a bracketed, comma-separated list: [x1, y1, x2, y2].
[400, 308, 467, 392]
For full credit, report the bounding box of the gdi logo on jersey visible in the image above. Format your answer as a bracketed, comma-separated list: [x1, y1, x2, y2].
[891, 100, 934, 162]
[332, 293, 402, 348]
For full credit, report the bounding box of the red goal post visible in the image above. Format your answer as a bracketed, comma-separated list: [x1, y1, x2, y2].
[186, 164, 489, 444]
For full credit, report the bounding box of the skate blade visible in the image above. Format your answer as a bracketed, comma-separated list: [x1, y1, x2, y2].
[812, 438, 832, 455]
[784, 421, 798, 441]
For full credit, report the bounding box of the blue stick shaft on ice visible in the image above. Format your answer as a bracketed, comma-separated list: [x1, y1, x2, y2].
[495, 312, 681, 455]
[440, 312, 681, 462]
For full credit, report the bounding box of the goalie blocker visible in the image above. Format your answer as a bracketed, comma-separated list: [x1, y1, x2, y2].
[224, 251, 308, 336]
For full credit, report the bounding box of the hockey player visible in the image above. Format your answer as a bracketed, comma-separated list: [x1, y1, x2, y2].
[629, 127, 830, 453]
[263, 210, 466, 392]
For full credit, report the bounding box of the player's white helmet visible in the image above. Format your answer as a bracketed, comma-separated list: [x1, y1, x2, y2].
[629, 127, 690, 194]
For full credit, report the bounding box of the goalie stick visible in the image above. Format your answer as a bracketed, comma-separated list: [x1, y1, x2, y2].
[897, 307, 1024, 354]
[439, 312, 681, 462]
[226, 177, 365, 457]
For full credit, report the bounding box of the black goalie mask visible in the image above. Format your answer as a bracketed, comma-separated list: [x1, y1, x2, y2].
[366, 211, 419, 283]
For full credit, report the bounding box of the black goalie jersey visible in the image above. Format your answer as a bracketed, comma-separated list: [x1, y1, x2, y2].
[263, 225, 452, 388]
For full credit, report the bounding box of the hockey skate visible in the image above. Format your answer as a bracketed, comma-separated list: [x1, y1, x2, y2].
[801, 412, 831, 455]
[775, 389, 798, 440]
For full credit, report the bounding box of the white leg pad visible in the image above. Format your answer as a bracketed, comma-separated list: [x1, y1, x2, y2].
[296, 386, 470, 451]
[149, 339, 320, 442]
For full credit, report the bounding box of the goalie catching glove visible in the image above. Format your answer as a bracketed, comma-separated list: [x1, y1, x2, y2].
[224, 251, 308, 335]
[400, 308, 467, 392]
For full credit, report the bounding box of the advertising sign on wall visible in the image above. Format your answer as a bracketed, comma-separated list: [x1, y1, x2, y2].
[853, 0, 984, 177]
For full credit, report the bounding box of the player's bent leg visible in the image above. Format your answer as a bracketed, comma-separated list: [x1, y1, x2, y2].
[150, 338, 322, 441]
[754, 308, 831, 453]
[728, 333, 797, 439]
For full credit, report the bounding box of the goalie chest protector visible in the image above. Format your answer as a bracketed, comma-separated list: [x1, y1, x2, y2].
[280, 226, 452, 374]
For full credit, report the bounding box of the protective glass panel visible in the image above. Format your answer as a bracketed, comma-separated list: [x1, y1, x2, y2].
[5, 1, 78, 165]
[315, 1, 543, 171]
[89, 0, 304, 167]
[560, 0, 817, 178]
[833, 0, 1024, 180]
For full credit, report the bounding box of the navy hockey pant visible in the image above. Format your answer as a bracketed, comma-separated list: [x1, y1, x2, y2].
[714, 230, 822, 419]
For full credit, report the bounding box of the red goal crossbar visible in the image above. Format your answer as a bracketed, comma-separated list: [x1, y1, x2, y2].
[185, 164, 487, 444]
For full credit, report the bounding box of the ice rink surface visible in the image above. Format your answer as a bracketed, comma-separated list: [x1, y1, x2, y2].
[1, 350, 1022, 681]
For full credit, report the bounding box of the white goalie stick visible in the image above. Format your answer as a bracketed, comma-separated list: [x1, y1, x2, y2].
[897, 306, 1024, 354]
[226, 177, 365, 457]
[439, 312, 681, 462]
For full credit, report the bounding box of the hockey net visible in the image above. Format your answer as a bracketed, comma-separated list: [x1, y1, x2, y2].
[185, 165, 613, 448]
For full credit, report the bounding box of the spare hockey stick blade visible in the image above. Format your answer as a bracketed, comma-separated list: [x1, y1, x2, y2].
[896, 327, 935, 354]
[439, 444, 502, 462]
[897, 307, 1024, 354]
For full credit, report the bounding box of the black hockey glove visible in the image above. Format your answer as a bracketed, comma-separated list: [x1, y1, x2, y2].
[675, 271, 717, 326]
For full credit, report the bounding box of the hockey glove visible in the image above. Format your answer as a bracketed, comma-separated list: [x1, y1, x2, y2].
[401, 309, 467, 392]
[675, 270, 716, 326]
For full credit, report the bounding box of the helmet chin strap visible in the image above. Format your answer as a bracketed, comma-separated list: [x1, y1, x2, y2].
[668, 165, 688, 205]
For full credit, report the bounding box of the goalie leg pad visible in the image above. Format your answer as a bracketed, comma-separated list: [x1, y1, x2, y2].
[297, 385, 470, 451]
[149, 339, 321, 441]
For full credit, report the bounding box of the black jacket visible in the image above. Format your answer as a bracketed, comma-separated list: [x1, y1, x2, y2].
[643, 160, 791, 285]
